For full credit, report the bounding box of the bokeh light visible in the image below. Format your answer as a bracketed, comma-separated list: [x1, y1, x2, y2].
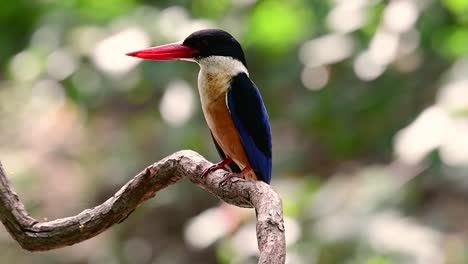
[159, 80, 195, 127]
[92, 27, 149, 75]
[9, 51, 42, 82]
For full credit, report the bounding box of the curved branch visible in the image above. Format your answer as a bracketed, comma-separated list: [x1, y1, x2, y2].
[0, 150, 285, 264]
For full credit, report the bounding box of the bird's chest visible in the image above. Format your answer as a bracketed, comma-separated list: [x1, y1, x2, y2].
[198, 71, 231, 131]
[198, 70, 230, 104]
[197, 71, 248, 166]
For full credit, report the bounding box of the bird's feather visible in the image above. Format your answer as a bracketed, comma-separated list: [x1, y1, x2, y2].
[227, 73, 272, 183]
[210, 131, 241, 173]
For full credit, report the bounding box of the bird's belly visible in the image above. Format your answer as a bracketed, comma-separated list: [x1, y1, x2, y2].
[202, 96, 257, 180]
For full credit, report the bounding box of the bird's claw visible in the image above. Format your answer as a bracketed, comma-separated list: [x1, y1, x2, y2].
[201, 166, 221, 178]
[220, 172, 244, 185]
[201, 159, 233, 178]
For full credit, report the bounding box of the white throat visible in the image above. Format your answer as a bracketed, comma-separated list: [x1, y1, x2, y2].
[198, 56, 248, 77]
[197, 56, 249, 104]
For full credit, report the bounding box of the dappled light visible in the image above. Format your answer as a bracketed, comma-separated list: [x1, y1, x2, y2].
[9, 51, 42, 82]
[354, 50, 386, 81]
[301, 66, 329, 91]
[92, 27, 149, 75]
[160, 80, 195, 127]
[326, 0, 368, 33]
[395, 106, 451, 164]
[299, 34, 355, 68]
[47, 49, 78, 81]
[367, 211, 443, 264]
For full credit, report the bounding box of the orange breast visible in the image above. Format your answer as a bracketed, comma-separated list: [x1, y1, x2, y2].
[202, 94, 257, 180]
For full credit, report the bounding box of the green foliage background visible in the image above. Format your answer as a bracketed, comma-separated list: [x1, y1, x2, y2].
[1, 0, 468, 263]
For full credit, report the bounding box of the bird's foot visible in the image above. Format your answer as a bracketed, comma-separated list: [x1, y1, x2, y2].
[201, 159, 233, 178]
[220, 167, 252, 185]
[220, 172, 244, 185]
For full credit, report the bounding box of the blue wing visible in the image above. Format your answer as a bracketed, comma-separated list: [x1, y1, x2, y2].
[227, 73, 272, 183]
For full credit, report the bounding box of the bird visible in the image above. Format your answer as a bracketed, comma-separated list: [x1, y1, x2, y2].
[126, 29, 272, 184]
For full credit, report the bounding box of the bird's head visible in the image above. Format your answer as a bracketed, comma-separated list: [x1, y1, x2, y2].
[126, 29, 247, 69]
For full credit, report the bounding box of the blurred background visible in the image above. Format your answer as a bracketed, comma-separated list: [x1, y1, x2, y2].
[1, 0, 468, 263]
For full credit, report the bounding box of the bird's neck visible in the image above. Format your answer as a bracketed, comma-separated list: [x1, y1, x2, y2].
[198, 56, 248, 76]
[197, 56, 249, 104]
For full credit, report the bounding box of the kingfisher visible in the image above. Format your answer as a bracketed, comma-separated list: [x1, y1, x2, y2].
[126, 29, 272, 184]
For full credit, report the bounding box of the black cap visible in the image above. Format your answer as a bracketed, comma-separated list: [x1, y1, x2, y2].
[183, 29, 247, 67]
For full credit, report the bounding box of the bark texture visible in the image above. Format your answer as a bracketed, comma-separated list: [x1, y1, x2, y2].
[0, 150, 285, 264]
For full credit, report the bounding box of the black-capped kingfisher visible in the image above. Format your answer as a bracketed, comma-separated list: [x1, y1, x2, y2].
[126, 29, 272, 184]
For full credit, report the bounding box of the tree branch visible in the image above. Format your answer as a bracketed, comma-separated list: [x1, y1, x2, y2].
[0, 150, 285, 264]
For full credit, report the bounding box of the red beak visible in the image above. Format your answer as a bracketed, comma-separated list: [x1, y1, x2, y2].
[126, 42, 198, 61]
